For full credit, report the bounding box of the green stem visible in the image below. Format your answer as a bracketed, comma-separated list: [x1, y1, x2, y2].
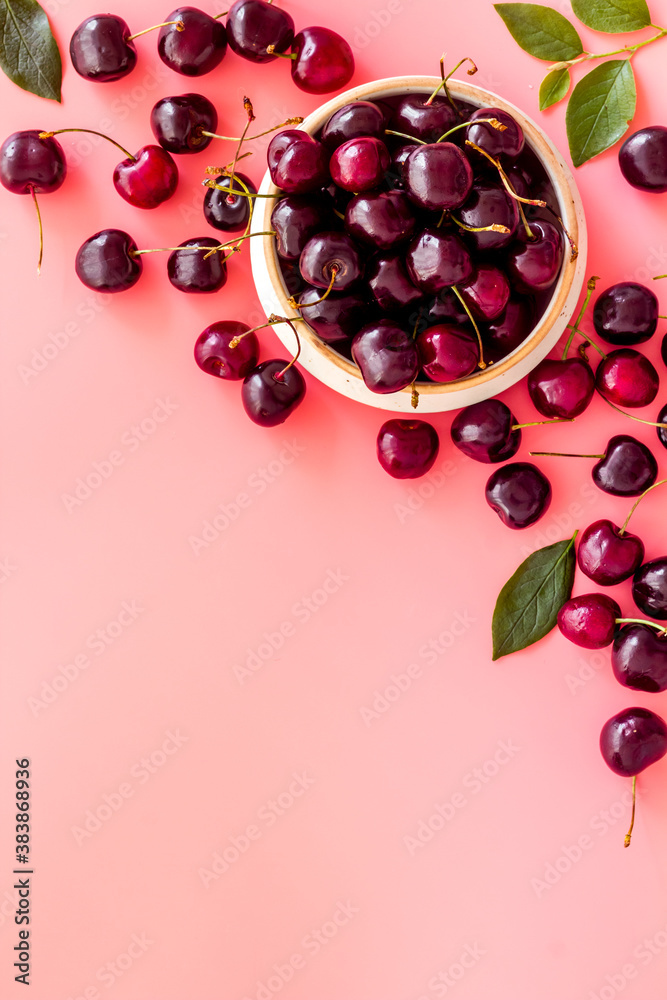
[529, 451, 603, 457]
[202, 180, 277, 198]
[619, 478, 667, 535]
[451, 284, 487, 370]
[561, 276, 601, 359]
[29, 185, 43, 276]
[201, 118, 304, 143]
[127, 19, 183, 40]
[384, 129, 427, 145]
[625, 775, 637, 849]
[598, 393, 667, 428]
[513, 418, 574, 430]
[436, 117, 505, 144]
[616, 618, 667, 635]
[39, 128, 134, 161]
[553, 25, 667, 70]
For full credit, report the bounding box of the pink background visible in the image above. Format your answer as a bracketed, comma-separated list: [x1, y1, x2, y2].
[2, 1, 667, 997]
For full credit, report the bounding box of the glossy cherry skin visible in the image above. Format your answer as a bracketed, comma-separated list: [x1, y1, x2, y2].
[558, 593, 621, 649]
[527, 357, 595, 419]
[451, 399, 521, 464]
[113, 146, 179, 209]
[69, 15, 137, 82]
[344, 189, 416, 249]
[158, 8, 227, 76]
[203, 171, 256, 232]
[483, 296, 534, 364]
[658, 403, 667, 451]
[389, 94, 457, 143]
[330, 136, 390, 192]
[300, 232, 363, 291]
[167, 237, 227, 292]
[351, 321, 419, 394]
[595, 348, 659, 408]
[593, 282, 658, 346]
[417, 324, 479, 382]
[321, 101, 385, 149]
[226, 0, 294, 62]
[593, 435, 657, 497]
[242, 360, 305, 426]
[290, 27, 354, 95]
[367, 254, 422, 312]
[427, 289, 470, 327]
[485, 462, 551, 529]
[150, 93, 217, 154]
[633, 558, 667, 620]
[600, 706, 667, 777]
[506, 220, 562, 291]
[0, 130, 66, 194]
[377, 419, 440, 479]
[466, 107, 524, 161]
[460, 264, 509, 321]
[404, 143, 473, 212]
[271, 195, 331, 260]
[618, 126, 667, 193]
[268, 130, 329, 194]
[75, 229, 142, 292]
[458, 182, 519, 251]
[298, 287, 367, 343]
[194, 321, 259, 379]
[406, 229, 473, 293]
[577, 519, 644, 586]
[612, 624, 667, 692]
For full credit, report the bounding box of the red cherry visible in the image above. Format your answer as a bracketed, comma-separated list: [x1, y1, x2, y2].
[113, 145, 179, 209]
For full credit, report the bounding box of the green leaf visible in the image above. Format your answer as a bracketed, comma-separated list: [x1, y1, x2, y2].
[0, 0, 62, 102]
[492, 533, 577, 660]
[539, 66, 571, 109]
[571, 0, 651, 33]
[494, 4, 583, 61]
[566, 59, 636, 166]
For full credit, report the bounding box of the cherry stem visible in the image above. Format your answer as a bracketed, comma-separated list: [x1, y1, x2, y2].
[202, 179, 277, 198]
[624, 776, 637, 849]
[288, 266, 338, 310]
[39, 128, 135, 161]
[552, 26, 667, 72]
[200, 117, 304, 143]
[29, 185, 43, 276]
[227, 98, 255, 200]
[529, 451, 603, 457]
[229, 314, 303, 349]
[212, 10, 229, 18]
[541, 203, 578, 262]
[561, 275, 601, 358]
[127, 19, 184, 40]
[463, 139, 545, 207]
[616, 618, 667, 635]
[129, 231, 275, 259]
[203, 229, 275, 260]
[598, 393, 667, 429]
[424, 55, 477, 110]
[513, 418, 574, 430]
[654, 274, 667, 280]
[410, 380, 420, 409]
[619, 478, 667, 535]
[384, 129, 427, 145]
[436, 118, 506, 144]
[451, 284, 487, 370]
[450, 215, 510, 235]
[269, 314, 301, 379]
[266, 47, 297, 59]
[204, 151, 253, 174]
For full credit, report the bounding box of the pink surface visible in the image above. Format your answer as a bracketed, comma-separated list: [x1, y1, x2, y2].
[2, 1, 667, 998]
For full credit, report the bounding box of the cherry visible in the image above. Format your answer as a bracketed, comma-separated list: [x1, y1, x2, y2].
[0, 130, 66, 195]
[344, 189, 416, 250]
[298, 287, 367, 343]
[592, 435, 658, 497]
[242, 359, 305, 426]
[485, 462, 551, 529]
[290, 27, 354, 95]
[406, 229, 473, 293]
[416, 324, 479, 382]
[612, 623, 667, 692]
[595, 348, 659, 408]
[577, 520, 645, 586]
[150, 93, 218, 154]
[167, 237, 227, 292]
[404, 143, 473, 211]
[351, 320, 419, 393]
[483, 296, 534, 364]
[506, 220, 562, 291]
[457, 182, 519, 251]
[376, 419, 439, 479]
[459, 264, 510, 321]
[527, 357, 595, 419]
[69, 14, 137, 82]
[633, 559, 667, 620]
[450, 399, 521, 464]
[226, 0, 294, 62]
[75, 229, 142, 292]
[389, 94, 457, 144]
[466, 107, 524, 161]
[300, 232, 363, 292]
[558, 593, 622, 649]
[658, 403, 667, 451]
[427, 288, 470, 327]
[330, 137, 390, 192]
[600, 707, 667, 778]
[271, 195, 332, 260]
[321, 101, 385, 150]
[618, 126, 667, 193]
[268, 130, 329, 194]
[203, 172, 256, 232]
[593, 282, 658, 346]
[194, 321, 259, 378]
[367, 254, 422, 312]
[113, 145, 178, 209]
[158, 8, 227, 76]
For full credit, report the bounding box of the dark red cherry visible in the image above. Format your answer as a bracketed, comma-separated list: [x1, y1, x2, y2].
[612, 624, 667, 692]
[593, 435, 657, 497]
[389, 94, 457, 144]
[351, 320, 419, 394]
[321, 101, 385, 149]
[406, 229, 473, 293]
[376, 419, 439, 479]
[300, 232, 363, 291]
[271, 195, 332, 260]
[416, 324, 479, 382]
[330, 137, 390, 192]
[290, 27, 354, 95]
[298, 287, 367, 343]
[194, 321, 259, 378]
[69, 14, 137, 82]
[226, 0, 294, 62]
[0, 130, 66, 194]
[242, 360, 305, 426]
[427, 288, 470, 327]
[268, 130, 329, 194]
[458, 182, 519, 250]
[595, 348, 659, 408]
[113, 145, 178, 209]
[367, 254, 422, 312]
[619, 126, 667, 193]
[527, 357, 595, 418]
[75, 229, 142, 292]
[600, 707, 667, 777]
[577, 519, 645, 586]
[657, 403, 667, 451]
[485, 461, 551, 528]
[167, 237, 227, 292]
[558, 593, 621, 649]
[483, 296, 534, 364]
[593, 282, 658, 346]
[459, 264, 509, 321]
[466, 107, 524, 161]
[344, 189, 416, 249]
[158, 7, 227, 76]
[203, 171, 256, 232]
[451, 399, 521, 464]
[633, 558, 667, 620]
[404, 143, 473, 211]
[506, 220, 562, 291]
[150, 93, 218, 154]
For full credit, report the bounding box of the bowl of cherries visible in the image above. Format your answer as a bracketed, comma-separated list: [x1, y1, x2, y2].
[250, 73, 588, 412]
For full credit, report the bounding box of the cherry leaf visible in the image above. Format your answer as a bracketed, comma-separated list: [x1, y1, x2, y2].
[0, 0, 62, 102]
[494, 4, 584, 61]
[571, 0, 651, 34]
[492, 532, 577, 660]
[566, 59, 636, 166]
[539, 66, 571, 109]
